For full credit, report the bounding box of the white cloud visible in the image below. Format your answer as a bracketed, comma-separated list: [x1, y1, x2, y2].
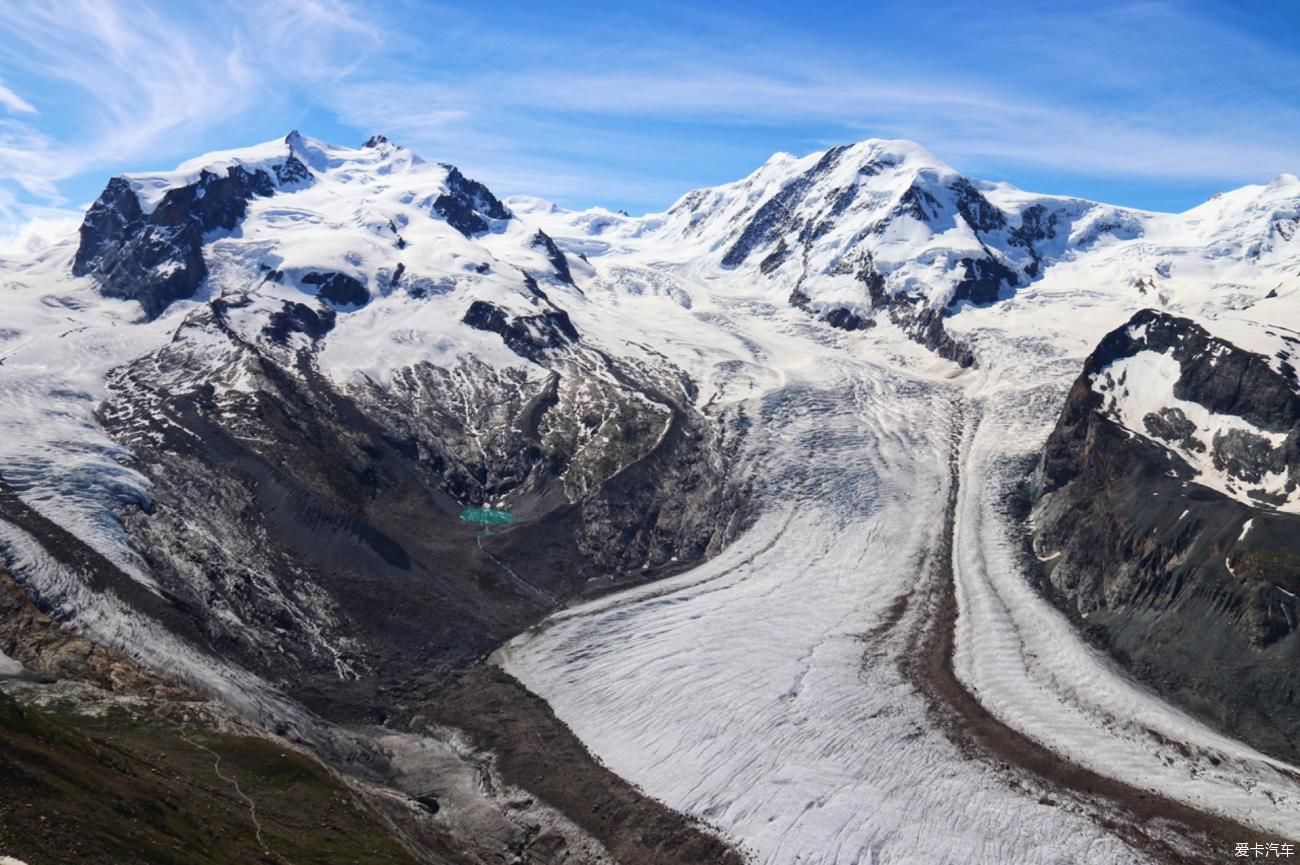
[224, 0, 382, 87]
[0, 0, 382, 224]
[0, 208, 83, 255]
[0, 82, 36, 114]
[0, 0, 253, 211]
[0, 0, 1296, 225]
[310, 2, 1299, 208]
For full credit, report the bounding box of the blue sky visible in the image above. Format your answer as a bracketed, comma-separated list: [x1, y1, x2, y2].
[0, 0, 1297, 234]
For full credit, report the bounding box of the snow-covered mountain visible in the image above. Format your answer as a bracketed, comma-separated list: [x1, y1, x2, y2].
[2, 132, 1299, 865]
[1030, 307, 1300, 767]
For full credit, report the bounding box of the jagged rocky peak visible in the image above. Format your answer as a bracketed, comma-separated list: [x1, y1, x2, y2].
[642, 137, 1149, 365]
[71, 133, 319, 318]
[433, 164, 513, 237]
[1029, 307, 1300, 761]
[529, 229, 575, 285]
[1039, 309, 1300, 510]
[67, 132, 539, 322]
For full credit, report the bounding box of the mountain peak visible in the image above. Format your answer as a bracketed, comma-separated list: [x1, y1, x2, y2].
[840, 137, 953, 171]
[1266, 172, 1300, 192]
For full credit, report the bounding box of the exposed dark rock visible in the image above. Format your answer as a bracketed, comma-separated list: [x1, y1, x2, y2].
[262, 301, 337, 345]
[1142, 407, 1205, 452]
[529, 229, 574, 284]
[788, 288, 872, 331]
[522, 272, 549, 301]
[906, 305, 977, 368]
[889, 183, 943, 225]
[275, 154, 313, 186]
[302, 271, 369, 307]
[760, 239, 792, 274]
[73, 165, 286, 318]
[1030, 309, 1300, 763]
[383, 219, 409, 251]
[432, 192, 489, 237]
[461, 300, 579, 361]
[721, 146, 847, 267]
[1009, 203, 1062, 277]
[433, 166, 512, 238]
[823, 307, 872, 331]
[74, 177, 143, 269]
[950, 177, 1006, 233]
[803, 184, 860, 242]
[792, 251, 976, 365]
[949, 255, 1018, 307]
[1211, 428, 1288, 485]
[856, 156, 898, 177]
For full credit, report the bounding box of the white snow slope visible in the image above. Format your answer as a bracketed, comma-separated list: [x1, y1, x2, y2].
[3, 133, 1300, 863]
[503, 146, 1300, 861]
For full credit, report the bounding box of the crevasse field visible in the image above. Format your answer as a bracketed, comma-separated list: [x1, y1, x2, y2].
[499, 184, 1300, 863]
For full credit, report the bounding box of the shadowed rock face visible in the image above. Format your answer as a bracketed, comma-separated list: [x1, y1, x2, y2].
[531, 229, 575, 285]
[73, 165, 287, 318]
[462, 299, 580, 361]
[788, 287, 873, 332]
[1008, 203, 1061, 277]
[721, 146, 848, 268]
[262, 300, 337, 344]
[434, 165, 513, 237]
[1030, 309, 1300, 763]
[302, 271, 370, 307]
[949, 256, 1018, 307]
[43, 284, 745, 724]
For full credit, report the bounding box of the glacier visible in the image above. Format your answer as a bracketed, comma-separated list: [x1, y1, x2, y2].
[2, 131, 1299, 863]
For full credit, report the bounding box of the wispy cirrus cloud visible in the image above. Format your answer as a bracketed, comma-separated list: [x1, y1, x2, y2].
[0, 0, 1297, 231]
[311, 0, 1300, 209]
[0, 0, 380, 228]
[0, 0, 250, 213]
[0, 81, 36, 114]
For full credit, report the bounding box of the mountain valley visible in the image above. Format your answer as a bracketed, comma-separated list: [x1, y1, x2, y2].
[1, 131, 1298, 864]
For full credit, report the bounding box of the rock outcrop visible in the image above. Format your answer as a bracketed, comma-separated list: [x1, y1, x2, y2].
[1029, 309, 1300, 762]
[73, 164, 292, 317]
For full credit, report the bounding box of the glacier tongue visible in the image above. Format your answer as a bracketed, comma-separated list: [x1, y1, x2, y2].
[501, 317, 1300, 863]
[499, 354, 1146, 865]
[501, 162, 1300, 858]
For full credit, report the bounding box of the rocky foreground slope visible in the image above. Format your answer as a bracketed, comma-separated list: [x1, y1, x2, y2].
[2, 131, 1299, 863]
